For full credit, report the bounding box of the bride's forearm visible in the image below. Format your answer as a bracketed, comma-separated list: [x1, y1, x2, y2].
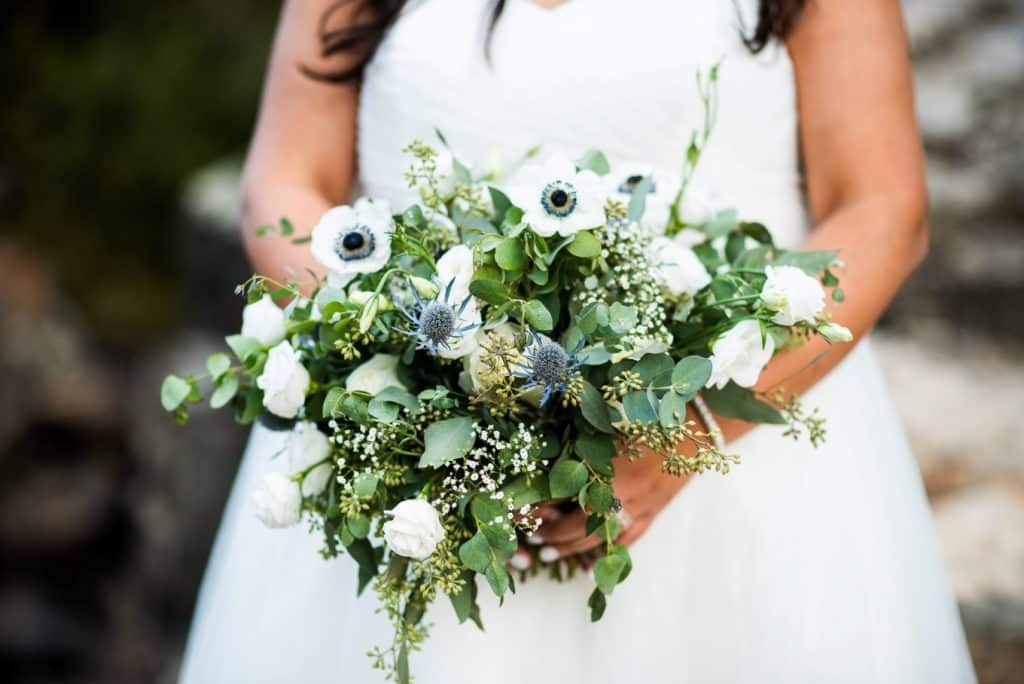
[240, 182, 335, 293]
[714, 194, 927, 442]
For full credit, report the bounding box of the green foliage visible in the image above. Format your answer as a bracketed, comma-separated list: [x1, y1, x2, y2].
[3, 2, 280, 339]
[419, 416, 476, 467]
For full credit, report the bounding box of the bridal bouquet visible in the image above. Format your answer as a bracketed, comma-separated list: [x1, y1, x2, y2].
[162, 70, 850, 681]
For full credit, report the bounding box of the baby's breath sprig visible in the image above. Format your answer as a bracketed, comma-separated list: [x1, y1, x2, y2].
[576, 213, 672, 355]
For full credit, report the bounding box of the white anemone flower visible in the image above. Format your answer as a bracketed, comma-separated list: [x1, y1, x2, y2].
[509, 154, 607, 238]
[606, 163, 678, 231]
[311, 198, 393, 286]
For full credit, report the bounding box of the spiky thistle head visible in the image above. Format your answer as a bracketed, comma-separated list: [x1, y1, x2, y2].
[511, 332, 587, 406]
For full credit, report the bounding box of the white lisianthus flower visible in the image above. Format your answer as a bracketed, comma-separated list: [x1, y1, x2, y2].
[311, 198, 393, 285]
[251, 472, 301, 528]
[647, 236, 712, 297]
[288, 421, 331, 472]
[256, 341, 310, 418]
[760, 265, 826, 325]
[605, 163, 677, 230]
[707, 319, 775, 389]
[346, 353, 405, 395]
[383, 499, 445, 560]
[435, 244, 475, 302]
[437, 301, 482, 360]
[819, 321, 854, 344]
[510, 154, 607, 237]
[240, 294, 287, 347]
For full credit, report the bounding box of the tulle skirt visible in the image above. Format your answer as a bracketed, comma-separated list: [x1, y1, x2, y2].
[179, 340, 976, 683]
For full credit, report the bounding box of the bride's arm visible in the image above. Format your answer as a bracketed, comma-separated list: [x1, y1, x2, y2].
[240, 0, 360, 288]
[535, 0, 926, 557]
[714, 0, 927, 441]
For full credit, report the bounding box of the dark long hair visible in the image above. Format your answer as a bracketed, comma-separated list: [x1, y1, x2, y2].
[307, 0, 806, 84]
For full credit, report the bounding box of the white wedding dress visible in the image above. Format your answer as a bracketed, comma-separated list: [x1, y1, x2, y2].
[180, 1, 976, 682]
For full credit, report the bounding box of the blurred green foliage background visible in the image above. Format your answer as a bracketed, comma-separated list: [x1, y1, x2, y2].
[1, 1, 277, 344]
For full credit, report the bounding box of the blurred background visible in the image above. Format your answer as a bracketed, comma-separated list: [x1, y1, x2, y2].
[0, 1, 1021, 682]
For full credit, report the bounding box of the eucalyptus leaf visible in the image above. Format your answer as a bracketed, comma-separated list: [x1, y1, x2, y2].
[469, 278, 508, 305]
[419, 416, 476, 467]
[703, 383, 786, 424]
[209, 374, 239, 409]
[567, 230, 602, 258]
[160, 375, 191, 412]
[622, 391, 658, 424]
[580, 382, 614, 433]
[576, 149, 610, 175]
[549, 459, 588, 498]
[522, 300, 554, 331]
[225, 334, 262, 363]
[671, 356, 713, 400]
[495, 237, 526, 271]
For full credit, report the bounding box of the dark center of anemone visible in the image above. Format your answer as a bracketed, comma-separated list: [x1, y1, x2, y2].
[342, 232, 365, 250]
[550, 188, 569, 208]
[419, 302, 456, 344]
[618, 174, 656, 195]
[532, 342, 569, 384]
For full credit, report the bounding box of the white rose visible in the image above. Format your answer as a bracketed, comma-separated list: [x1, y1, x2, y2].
[241, 294, 286, 347]
[346, 353, 405, 395]
[311, 197, 393, 286]
[435, 244, 475, 303]
[647, 236, 712, 297]
[437, 300, 482, 360]
[256, 341, 310, 418]
[251, 472, 301, 528]
[707, 319, 775, 389]
[509, 154, 608, 237]
[300, 464, 332, 497]
[288, 421, 331, 473]
[383, 499, 445, 560]
[760, 265, 826, 325]
[819, 321, 854, 344]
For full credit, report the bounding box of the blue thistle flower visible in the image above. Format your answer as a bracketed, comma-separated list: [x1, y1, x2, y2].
[511, 332, 587, 406]
[398, 278, 479, 356]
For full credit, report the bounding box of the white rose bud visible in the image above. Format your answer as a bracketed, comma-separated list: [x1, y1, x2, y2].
[408, 275, 440, 299]
[760, 265, 826, 326]
[251, 472, 301, 528]
[256, 341, 310, 418]
[382, 499, 445, 560]
[707, 319, 775, 390]
[647, 236, 712, 297]
[819, 322, 854, 344]
[346, 353, 406, 396]
[241, 294, 286, 347]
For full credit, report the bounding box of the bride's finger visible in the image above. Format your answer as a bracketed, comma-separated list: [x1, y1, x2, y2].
[548, 532, 604, 561]
[529, 508, 587, 545]
[615, 514, 653, 548]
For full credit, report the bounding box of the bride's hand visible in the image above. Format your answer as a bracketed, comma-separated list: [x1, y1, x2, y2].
[527, 441, 695, 563]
